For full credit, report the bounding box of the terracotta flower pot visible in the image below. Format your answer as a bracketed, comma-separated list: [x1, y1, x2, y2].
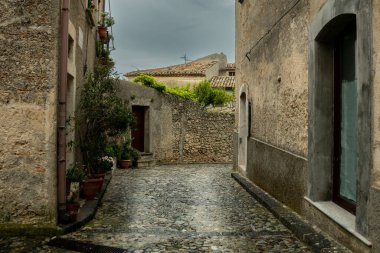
[92, 173, 106, 179]
[118, 160, 130, 169]
[81, 178, 103, 200]
[98, 26, 108, 42]
[67, 202, 80, 222]
[67, 202, 80, 212]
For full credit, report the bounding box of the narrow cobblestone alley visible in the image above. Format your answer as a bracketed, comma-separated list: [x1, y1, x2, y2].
[40, 164, 311, 252]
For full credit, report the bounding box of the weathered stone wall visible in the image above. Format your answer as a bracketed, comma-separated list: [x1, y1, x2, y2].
[370, 0, 380, 250]
[236, 0, 379, 251]
[0, 0, 61, 224]
[117, 81, 234, 164]
[67, 0, 99, 168]
[0, 0, 99, 227]
[236, 0, 309, 215]
[150, 76, 205, 88]
[165, 96, 234, 164]
[237, 0, 309, 156]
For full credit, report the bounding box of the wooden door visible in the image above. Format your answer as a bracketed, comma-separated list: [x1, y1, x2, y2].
[132, 106, 145, 152]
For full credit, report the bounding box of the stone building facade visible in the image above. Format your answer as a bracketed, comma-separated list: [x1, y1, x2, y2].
[234, 0, 380, 251]
[118, 81, 234, 164]
[0, 0, 104, 230]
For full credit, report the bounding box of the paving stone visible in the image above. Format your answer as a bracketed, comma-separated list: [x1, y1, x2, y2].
[41, 164, 313, 252]
[2, 164, 314, 252]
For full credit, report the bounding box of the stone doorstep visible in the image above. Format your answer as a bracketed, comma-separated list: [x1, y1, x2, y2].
[137, 152, 155, 168]
[231, 172, 351, 253]
[60, 172, 112, 234]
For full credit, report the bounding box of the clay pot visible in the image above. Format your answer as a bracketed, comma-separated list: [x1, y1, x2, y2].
[92, 173, 106, 179]
[67, 202, 80, 222]
[98, 26, 108, 42]
[118, 160, 130, 169]
[81, 178, 103, 200]
[67, 202, 80, 212]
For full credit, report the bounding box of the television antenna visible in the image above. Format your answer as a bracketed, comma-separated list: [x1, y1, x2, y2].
[180, 53, 192, 64]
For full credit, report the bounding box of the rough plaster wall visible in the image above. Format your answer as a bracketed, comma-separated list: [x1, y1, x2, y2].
[371, 0, 380, 250]
[0, 0, 60, 223]
[69, 0, 98, 165]
[309, 0, 328, 20]
[372, 0, 380, 189]
[205, 62, 222, 79]
[237, 0, 309, 157]
[154, 76, 205, 88]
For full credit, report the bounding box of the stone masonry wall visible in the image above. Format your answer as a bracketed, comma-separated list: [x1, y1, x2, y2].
[0, 0, 61, 224]
[118, 81, 234, 164]
[164, 96, 234, 164]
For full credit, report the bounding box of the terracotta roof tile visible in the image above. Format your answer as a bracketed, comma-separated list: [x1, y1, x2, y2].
[223, 63, 235, 70]
[209, 76, 235, 89]
[126, 60, 218, 77]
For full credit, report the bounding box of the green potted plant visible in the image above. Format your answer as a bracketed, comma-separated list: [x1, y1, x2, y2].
[98, 12, 114, 42]
[78, 61, 134, 176]
[67, 190, 80, 222]
[130, 147, 141, 168]
[66, 163, 85, 195]
[117, 138, 132, 169]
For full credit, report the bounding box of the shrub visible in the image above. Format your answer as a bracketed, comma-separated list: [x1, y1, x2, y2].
[133, 75, 233, 107]
[78, 62, 135, 174]
[192, 80, 233, 107]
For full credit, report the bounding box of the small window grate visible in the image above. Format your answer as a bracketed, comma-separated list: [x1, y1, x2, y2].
[47, 238, 126, 253]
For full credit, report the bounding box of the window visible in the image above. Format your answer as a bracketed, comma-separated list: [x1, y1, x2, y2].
[308, 0, 372, 236]
[229, 71, 235, 76]
[333, 24, 357, 214]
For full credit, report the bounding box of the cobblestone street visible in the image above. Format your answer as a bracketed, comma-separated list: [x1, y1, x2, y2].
[33, 164, 311, 252]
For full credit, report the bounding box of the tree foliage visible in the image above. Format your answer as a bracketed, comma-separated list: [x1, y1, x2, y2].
[78, 62, 134, 173]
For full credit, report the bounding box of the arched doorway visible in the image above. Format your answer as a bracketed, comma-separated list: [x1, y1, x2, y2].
[238, 84, 248, 171]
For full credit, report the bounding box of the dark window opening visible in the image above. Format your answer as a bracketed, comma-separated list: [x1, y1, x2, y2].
[248, 102, 252, 137]
[332, 21, 357, 214]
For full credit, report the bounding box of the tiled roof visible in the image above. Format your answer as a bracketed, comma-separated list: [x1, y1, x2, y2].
[223, 63, 235, 70]
[126, 60, 218, 77]
[209, 76, 235, 89]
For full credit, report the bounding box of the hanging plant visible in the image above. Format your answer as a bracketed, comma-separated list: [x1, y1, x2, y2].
[97, 12, 114, 43]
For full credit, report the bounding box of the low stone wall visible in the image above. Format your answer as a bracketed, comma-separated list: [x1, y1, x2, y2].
[166, 96, 234, 164]
[118, 81, 234, 164]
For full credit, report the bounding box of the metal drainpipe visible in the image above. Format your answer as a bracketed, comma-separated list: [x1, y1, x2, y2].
[57, 0, 70, 223]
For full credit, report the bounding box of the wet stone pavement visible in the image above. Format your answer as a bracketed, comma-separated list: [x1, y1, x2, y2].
[42, 164, 311, 252]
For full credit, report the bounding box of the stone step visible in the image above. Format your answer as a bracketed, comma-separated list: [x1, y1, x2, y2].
[137, 152, 155, 168]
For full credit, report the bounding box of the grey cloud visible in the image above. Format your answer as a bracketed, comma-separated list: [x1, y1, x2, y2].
[108, 0, 235, 74]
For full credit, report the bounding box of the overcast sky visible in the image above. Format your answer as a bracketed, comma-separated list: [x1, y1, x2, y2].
[107, 0, 235, 75]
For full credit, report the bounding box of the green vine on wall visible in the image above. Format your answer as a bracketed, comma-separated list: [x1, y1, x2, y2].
[132, 75, 234, 107]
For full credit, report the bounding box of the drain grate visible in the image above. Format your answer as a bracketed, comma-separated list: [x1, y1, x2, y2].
[47, 238, 126, 253]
